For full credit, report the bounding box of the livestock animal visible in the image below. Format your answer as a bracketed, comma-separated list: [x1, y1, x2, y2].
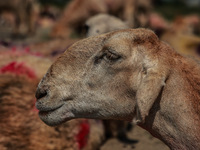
[161, 32, 200, 58]
[36, 28, 200, 149]
[85, 14, 128, 37]
[161, 16, 200, 58]
[50, 0, 107, 38]
[85, 13, 132, 140]
[169, 16, 200, 35]
[0, 53, 104, 150]
[0, 38, 78, 60]
[51, 0, 151, 38]
[29, 38, 79, 59]
[149, 13, 169, 37]
[0, 0, 39, 36]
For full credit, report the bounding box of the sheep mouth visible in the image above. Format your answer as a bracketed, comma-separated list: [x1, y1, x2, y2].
[38, 104, 64, 116]
[37, 102, 75, 126]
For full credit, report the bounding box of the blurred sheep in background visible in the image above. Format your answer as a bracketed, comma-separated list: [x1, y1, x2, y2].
[51, 0, 152, 38]
[0, 0, 39, 36]
[85, 14, 128, 37]
[161, 15, 200, 58]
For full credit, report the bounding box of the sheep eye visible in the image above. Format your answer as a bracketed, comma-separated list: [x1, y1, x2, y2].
[94, 50, 121, 65]
[104, 51, 121, 61]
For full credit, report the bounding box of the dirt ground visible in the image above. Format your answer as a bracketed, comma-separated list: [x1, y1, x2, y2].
[100, 126, 169, 150]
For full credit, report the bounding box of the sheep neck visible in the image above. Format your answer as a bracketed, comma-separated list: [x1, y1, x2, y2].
[138, 61, 200, 150]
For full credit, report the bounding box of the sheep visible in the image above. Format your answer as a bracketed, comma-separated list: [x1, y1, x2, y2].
[0, 38, 78, 60]
[85, 13, 135, 140]
[0, 0, 39, 36]
[0, 52, 104, 150]
[161, 32, 200, 58]
[161, 16, 200, 58]
[36, 28, 200, 149]
[51, 0, 152, 38]
[50, 0, 107, 38]
[29, 38, 79, 59]
[85, 14, 128, 37]
[0, 50, 51, 78]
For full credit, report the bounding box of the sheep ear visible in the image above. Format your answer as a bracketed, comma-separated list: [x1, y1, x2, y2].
[134, 66, 167, 124]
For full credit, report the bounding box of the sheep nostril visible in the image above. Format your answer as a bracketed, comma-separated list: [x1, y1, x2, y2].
[35, 88, 48, 100]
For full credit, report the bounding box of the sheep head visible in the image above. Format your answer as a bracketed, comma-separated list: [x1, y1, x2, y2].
[36, 28, 170, 126]
[85, 14, 128, 37]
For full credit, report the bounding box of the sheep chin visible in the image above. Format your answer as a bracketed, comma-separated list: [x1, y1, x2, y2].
[38, 104, 75, 126]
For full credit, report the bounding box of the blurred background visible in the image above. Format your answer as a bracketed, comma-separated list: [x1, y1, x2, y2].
[0, 0, 199, 150]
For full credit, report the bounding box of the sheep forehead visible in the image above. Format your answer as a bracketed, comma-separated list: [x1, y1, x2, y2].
[110, 30, 134, 39]
[66, 35, 106, 53]
[69, 29, 135, 51]
[103, 39, 130, 57]
[103, 31, 135, 52]
[65, 29, 142, 57]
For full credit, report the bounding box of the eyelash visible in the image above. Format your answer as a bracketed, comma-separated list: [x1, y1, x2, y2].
[103, 51, 121, 61]
[94, 50, 121, 65]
